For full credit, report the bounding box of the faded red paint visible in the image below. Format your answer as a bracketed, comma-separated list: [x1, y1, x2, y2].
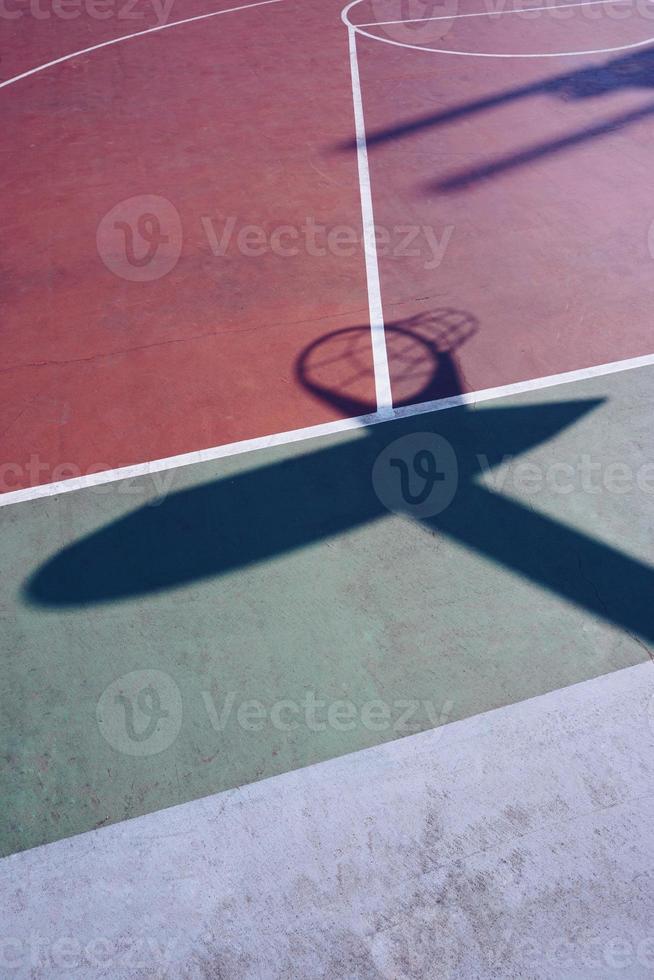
[3, 0, 654, 491]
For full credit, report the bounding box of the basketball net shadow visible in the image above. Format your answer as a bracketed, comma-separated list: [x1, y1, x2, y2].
[24, 308, 654, 646]
[296, 308, 478, 417]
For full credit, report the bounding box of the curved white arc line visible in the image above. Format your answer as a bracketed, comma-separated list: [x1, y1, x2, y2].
[342, 0, 364, 26]
[351, 23, 654, 57]
[358, 0, 636, 27]
[0, 0, 282, 90]
[341, 0, 654, 56]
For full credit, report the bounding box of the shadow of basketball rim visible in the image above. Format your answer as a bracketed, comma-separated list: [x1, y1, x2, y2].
[21, 309, 654, 644]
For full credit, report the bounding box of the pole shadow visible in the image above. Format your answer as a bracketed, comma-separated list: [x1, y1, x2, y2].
[336, 46, 654, 192]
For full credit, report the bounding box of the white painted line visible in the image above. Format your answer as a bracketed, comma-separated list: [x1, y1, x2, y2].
[0, 413, 378, 508]
[390, 351, 654, 415]
[3, 352, 654, 508]
[352, 25, 654, 57]
[358, 0, 636, 26]
[0, 0, 282, 91]
[342, 0, 654, 56]
[346, 26, 394, 413]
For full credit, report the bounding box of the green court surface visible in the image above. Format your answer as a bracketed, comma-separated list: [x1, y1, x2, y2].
[2, 365, 653, 857]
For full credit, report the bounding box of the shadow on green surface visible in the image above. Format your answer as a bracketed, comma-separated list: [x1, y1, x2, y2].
[23, 310, 654, 642]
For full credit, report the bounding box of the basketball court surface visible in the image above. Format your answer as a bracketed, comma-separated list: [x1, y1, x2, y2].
[1, 0, 654, 974]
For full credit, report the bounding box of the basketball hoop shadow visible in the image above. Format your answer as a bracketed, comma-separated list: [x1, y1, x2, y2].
[296, 308, 478, 417]
[23, 308, 654, 646]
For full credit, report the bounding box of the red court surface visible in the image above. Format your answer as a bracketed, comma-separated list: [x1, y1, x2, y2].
[3, 0, 654, 492]
[349, 0, 654, 399]
[2, 1, 374, 491]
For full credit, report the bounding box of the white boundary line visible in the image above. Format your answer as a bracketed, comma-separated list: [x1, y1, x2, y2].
[3, 353, 654, 508]
[351, 29, 654, 59]
[0, 0, 282, 91]
[358, 0, 636, 26]
[346, 26, 393, 413]
[343, 0, 654, 56]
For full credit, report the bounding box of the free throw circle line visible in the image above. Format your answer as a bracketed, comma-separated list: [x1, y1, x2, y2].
[342, 0, 654, 56]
